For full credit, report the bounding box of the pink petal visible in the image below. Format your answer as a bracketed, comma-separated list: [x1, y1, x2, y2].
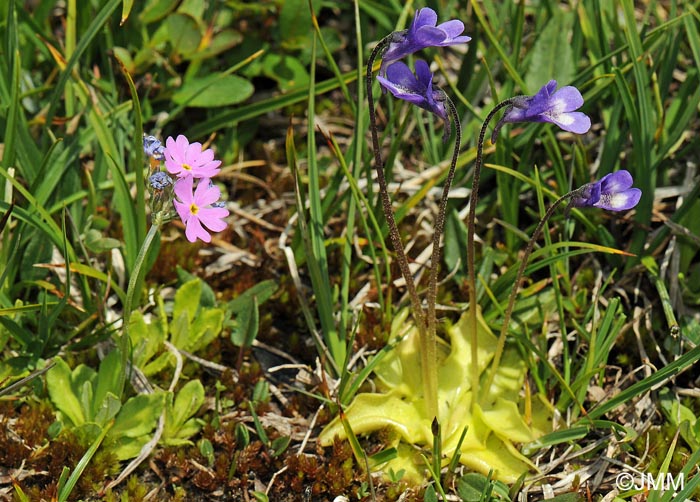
[185, 217, 211, 243]
[175, 135, 190, 154]
[196, 149, 215, 165]
[173, 199, 190, 224]
[184, 142, 202, 164]
[198, 207, 229, 231]
[174, 176, 194, 204]
[193, 179, 220, 206]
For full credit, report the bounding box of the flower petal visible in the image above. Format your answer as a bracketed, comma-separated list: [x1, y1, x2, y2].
[198, 207, 229, 231]
[547, 111, 591, 134]
[595, 188, 642, 211]
[436, 20, 469, 40]
[600, 170, 634, 194]
[173, 199, 190, 224]
[185, 216, 211, 243]
[193, 179, 221, 207]
[550, 86, 584, 112]
[174, 176, 194, 203]
[412, 8, 438, 31]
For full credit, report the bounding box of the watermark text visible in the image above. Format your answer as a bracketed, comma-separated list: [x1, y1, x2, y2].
[615, 471, 685, 493]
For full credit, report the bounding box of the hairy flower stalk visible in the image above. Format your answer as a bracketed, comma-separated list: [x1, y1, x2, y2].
[469, 81, 591, 407]
[466, 98, 521, 409]
[366, 10, 469, 418]
[482, 171, 641, 397]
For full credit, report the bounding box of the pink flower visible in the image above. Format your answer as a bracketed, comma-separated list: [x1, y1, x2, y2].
[173, 176, 229, 243]
[163, 135, 221, 179]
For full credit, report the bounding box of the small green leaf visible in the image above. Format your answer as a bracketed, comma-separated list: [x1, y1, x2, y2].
[120, 0, 134, 24]
[270, 436, 290, 458]
[197, 29, 243, 58]
[83, 229, 121, 253]
[173, 279, 201, 325]
[457, 473, 490, 501]
[166, 13, 201, 57]
[231, 295, 259, 347]
[173, 74, 254, 108]
[228, 280, 277, 313]
[424, 484, 438, 502]
[92, 350, 123, 419]
[176, 267, 216, 307]
[108, 392, 164, 440]
[525, 10, 575, 93]
[46, 358, 86, 427]
[188, 307, 224, 352]
[168, 380, 205, 434]
[261, 54, 309, 92]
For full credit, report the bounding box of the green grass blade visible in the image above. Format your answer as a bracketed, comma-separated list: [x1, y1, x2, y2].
[43, 0, 121, 137]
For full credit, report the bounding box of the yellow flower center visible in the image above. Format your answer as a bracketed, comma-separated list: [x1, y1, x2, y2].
[182, 163, 192, 171]
[189, 203, 199, 215]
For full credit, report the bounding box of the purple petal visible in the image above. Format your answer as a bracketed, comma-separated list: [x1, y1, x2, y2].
[436, 19, 468, 39]
[413, 60, 433, 88]
[384, 61, 425, 93]
[600, 170, 634, 194]
[413, 26, 454, 46]
[377, 78, 428, 106]
[546, 111, 591, 134]
[550, 86, 584, 112]
[524, 83, 556, 117]
[595, 188, 642, 211]
[412, 8, 438, 31]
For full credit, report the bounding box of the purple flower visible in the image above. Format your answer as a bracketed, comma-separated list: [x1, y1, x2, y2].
[494, 80, 591, 140]
[376, 60, 450, 136]
[143, 135, 165, 161]
[173, 176, 229, 243]
[164, 135, 222, 179]
[380, 8, 470, 76]
[570, 170, 641, 211]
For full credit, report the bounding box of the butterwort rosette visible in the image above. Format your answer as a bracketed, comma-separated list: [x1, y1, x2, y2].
[377, 60, 450, 138]
[380, 7, 471, 76]
[569, 170, 642, 212]
[493, 80, 591, 142]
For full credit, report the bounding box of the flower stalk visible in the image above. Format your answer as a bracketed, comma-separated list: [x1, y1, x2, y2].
[367, 38, 433, 416]
[466, 98, 519, 409]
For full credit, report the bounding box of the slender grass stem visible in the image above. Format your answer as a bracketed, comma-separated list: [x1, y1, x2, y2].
[466, 98, 517, 409]
[367, 38, 435, 418]
[482, 192, 575, 400]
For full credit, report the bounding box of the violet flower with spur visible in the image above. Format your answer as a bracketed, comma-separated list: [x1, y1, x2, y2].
[380, 7, 471, 76]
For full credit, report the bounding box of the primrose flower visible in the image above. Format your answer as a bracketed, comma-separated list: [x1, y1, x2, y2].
[377, 60, 450, 136]
[569, 170, 641, 212]
[380, 7, 471, 75]
[164, 134, 221, 179]
[143, 135, 165, 160]
[494, 80, 591, 141]
[173, 176, 229, 243]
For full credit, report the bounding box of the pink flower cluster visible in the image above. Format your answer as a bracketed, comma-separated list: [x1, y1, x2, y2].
[146, 134, 229, 243]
